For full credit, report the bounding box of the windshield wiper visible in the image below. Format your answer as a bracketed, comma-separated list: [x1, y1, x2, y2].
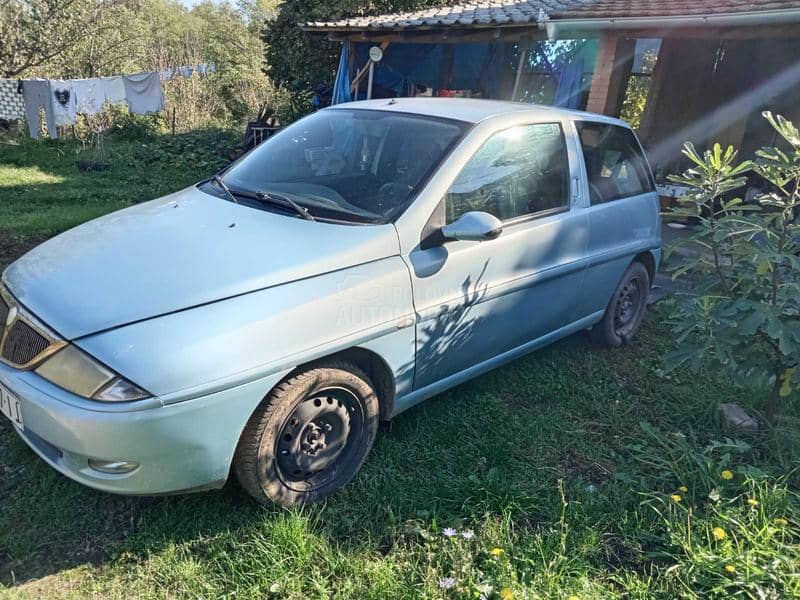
[209, 179, 314, 222]
[256, 190, 316, 222]
[210, 175, 239, 204]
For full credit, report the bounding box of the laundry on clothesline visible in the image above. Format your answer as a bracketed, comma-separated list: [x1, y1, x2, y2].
[14, 63, 216, 138]
[0, 79, 25, 120]
[159, 63, 216, 81]
[19, 72, 166, 138]
[123, 72, 165, 115]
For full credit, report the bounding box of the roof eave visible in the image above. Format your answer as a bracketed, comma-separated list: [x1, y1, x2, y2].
[302, 7, 800, 36]
[545, 8, 800, 38]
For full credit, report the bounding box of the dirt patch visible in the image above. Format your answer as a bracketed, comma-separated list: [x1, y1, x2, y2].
[0, 234, 47, 272]
[558, 448, 615, 485]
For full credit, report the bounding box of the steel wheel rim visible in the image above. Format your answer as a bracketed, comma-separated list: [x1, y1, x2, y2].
[274, 386, 365, 492]
[613, 276, 644, 336]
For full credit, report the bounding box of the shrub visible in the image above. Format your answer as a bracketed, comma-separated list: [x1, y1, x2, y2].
[664, 112, 800, 423]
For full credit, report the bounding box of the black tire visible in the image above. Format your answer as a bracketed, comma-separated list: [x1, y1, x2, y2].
[590, 261, 650, 347]
[233, 361, 379, 506]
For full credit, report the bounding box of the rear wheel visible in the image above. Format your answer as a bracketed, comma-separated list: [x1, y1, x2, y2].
[233, 361, 379, 506]
[590, 261, 650, 347]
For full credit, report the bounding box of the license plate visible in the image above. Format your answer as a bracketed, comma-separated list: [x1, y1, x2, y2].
[0, 384, 23, 430]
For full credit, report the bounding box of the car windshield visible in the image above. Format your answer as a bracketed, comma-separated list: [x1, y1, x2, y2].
[217, 109, 469, 223]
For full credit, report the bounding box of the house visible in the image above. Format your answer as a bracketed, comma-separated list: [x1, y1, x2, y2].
[303, 0, 800, 176]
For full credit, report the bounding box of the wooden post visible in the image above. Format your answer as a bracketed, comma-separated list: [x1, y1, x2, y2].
[171, 107, 176, 136]
[512, 41, 528, 101]
[350, 41, 390, 93]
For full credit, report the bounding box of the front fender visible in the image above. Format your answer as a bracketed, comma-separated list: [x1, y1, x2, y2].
[75, 256, 415, 402]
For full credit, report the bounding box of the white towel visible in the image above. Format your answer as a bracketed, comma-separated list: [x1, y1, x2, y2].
[101, 76, 126, 104]
[72, 78, 107, 114]
[122, 72, 165, 115]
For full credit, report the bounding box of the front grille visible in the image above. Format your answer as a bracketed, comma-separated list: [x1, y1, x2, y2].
[0, 294, 8, 329]
[2, 319, 51, 366]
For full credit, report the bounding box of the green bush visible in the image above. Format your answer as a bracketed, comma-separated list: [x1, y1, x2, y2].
[664, 112, 800, 423]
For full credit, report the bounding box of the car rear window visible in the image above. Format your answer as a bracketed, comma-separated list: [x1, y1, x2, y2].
[576, 121, 654, 205]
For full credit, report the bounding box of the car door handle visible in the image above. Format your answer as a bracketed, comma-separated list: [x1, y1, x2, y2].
[572, 176, 580, 204]
[395, 316, 415, 329]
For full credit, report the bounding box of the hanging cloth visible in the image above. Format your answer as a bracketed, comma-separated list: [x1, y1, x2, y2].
[0, 79, 25, 120]
[554, 54, 585, 110]
[50, 81, 78, 126]
[331, 44, 352, 105]
[73, 78, 107, 114]
[122, 72, 165, 114]
[101, 76, 126, 104]
[21, 80, 58, 139]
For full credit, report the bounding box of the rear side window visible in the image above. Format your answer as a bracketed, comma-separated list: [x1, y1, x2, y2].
[576, 122, 654, 205]
[445, 123, 570, 223]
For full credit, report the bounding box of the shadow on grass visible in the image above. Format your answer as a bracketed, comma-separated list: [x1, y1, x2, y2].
[0, 314, 767, 588]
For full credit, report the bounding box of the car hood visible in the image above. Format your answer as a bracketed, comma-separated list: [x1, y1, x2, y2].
[3, 187, 400, 340]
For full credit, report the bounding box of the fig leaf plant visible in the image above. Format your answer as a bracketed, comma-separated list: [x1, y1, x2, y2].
[664, 112, 800, 423]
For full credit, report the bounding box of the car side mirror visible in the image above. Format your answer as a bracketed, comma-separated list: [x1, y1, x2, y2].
[440, 211, 503, 243]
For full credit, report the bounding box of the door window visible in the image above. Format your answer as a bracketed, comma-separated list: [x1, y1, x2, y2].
[576, 122, 654, 205]
[445, 123, 570, 223]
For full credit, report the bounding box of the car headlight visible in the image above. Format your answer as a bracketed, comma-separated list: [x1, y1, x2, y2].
[34, 345, 150, 402]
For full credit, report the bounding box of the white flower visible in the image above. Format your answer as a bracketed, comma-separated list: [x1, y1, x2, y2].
[439, 577, 456, 590]
[442, 527, 458, 537]
[461, 530, 475, 540]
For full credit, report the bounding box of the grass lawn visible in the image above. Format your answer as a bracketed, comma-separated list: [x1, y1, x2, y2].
[1, 133, 799, 599]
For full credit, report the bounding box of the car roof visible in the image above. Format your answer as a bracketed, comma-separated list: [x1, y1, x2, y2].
[326, 97, 629, 127]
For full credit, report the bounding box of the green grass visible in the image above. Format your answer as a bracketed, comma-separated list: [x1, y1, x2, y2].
[1, 134, 799, 599]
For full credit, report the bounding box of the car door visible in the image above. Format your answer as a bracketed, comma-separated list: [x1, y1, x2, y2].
[407, 121, 589, 390]
[571, 121, 660, 320]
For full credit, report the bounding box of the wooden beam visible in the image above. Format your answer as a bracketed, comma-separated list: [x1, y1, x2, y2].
[350, 41, 390, 93]
[317, 22, 800, 43]
[335, 26, 547, 44]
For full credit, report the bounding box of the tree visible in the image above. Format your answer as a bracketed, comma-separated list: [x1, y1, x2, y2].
[262, 0, 444, 115]
[664, 112, 800, 423]
[0, 0, 128, 78]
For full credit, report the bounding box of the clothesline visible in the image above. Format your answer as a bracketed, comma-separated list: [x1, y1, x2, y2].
[0, 63, 218, 139]
[159, 63, 216, 81]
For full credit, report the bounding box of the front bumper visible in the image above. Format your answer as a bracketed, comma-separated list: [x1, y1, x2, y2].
[0, 362, 285, 495]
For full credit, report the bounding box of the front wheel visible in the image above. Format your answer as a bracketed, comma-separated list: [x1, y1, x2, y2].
[233, 361, 379, 506]
[590, 261, 650, 347]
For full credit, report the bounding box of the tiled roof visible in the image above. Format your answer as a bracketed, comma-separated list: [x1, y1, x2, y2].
[559, 0, 800, 18]
[303, 0, 800, 30]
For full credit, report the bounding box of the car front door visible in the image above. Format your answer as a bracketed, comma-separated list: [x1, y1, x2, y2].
[407, 121, 589, 390]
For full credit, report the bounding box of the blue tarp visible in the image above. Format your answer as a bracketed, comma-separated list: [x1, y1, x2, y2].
[351, 42, 516, 99]
[331, 44, 352, 105]
[339, 41, 594, 107]
[554, 54, 584, 109]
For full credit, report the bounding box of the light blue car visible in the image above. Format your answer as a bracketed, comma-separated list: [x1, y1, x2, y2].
[0, 99, 660, 505]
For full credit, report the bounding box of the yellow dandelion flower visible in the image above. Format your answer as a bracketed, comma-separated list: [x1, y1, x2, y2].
[671, 494, 682, 503]
[567, 596, 581, 600]
[489, 547, 504, 557]
[721, 470, 734, 480]
[747, 498, 759, 507]
[725, 564, 736, 574]
[499, 588, 514, 600]
[774, 518, 788, 527]
[712, 527, 727, 540]
[679, 486, 688, 493]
